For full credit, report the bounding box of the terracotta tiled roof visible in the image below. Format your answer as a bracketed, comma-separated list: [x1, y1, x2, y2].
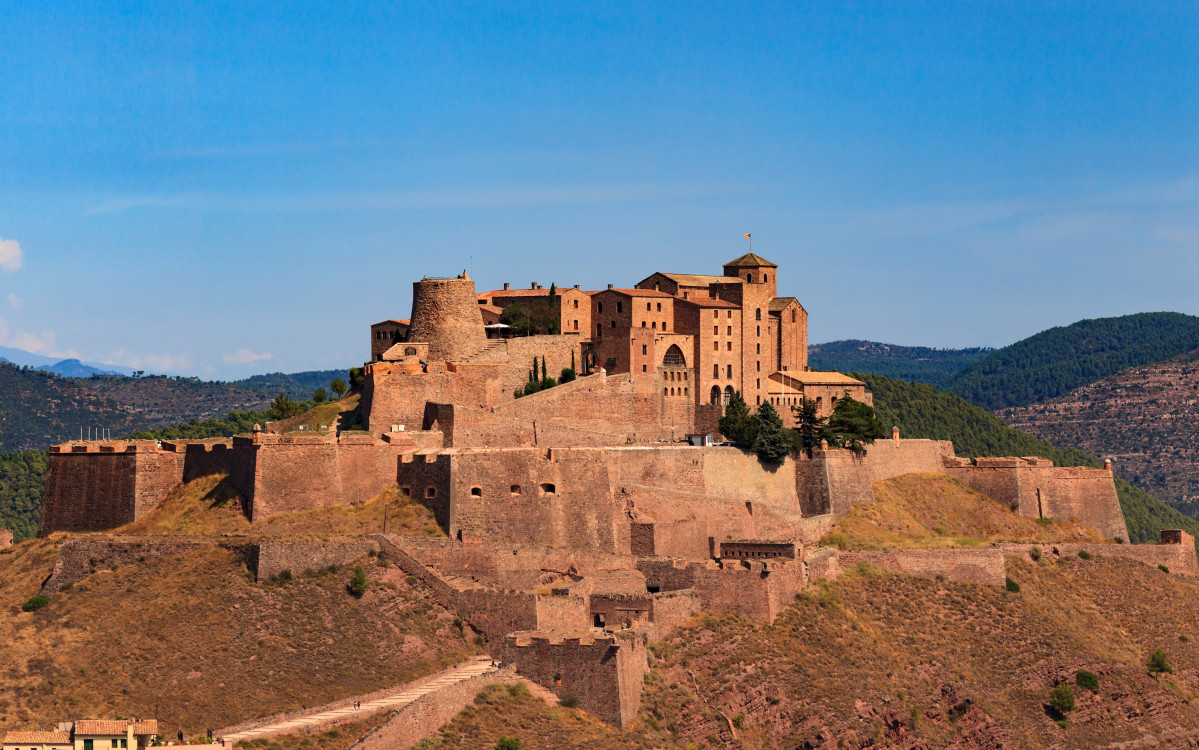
[677, 295, 739, 309]
[769, 370, 865, 387]
[371, 319, 409, 326]
[478, 303, 503, 315]
[74, 721, 129, 736]
[594, 288, 676, 298]
[657, 273, 742, 287]
[768, 296, 799, 312]
[478, 289, 552, 298]
[131, 721, 158, 736]
[3, 731, 71, 744]
[723, 252, 777, 268]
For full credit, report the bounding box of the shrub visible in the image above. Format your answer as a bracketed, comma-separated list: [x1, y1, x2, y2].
[1159, 564, 1170, 573]
[21, 594, 49, 612]
[507, 682, 530, 698]
[732, 712, 745, 729]
[1148, 648, 1173, 674]
[1036, 517, 1053, 526]
[1049, 683, 1075, 713]
[1078, 550, 1092, 560]
[559, 694, 580, 708]
[495, 737, 524, 750]
[1115, 537, 1124, 544]
[1180, 635, 1189, 643]
[1005, 577, 1021, 593]
[405, 575, 419, 586]
[348, 565, 369, 597]
[278, 569, 293, 582]
[1076, 669, 1099, 691]
[558, 367, 576, 384]
[1029, 547, 1042, 562]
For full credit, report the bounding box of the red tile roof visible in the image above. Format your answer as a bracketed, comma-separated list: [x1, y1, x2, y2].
[3, 731, 71, 744]
[73, 720, 156, 737]
[592, 288, 676, 298]
[677, 295, 740, 309]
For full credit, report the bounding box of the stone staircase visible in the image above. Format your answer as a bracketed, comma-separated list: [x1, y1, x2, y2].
[458, 340, 508, 363]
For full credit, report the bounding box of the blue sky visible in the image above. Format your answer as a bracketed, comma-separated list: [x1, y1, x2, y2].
[0, 1, 1196, 378]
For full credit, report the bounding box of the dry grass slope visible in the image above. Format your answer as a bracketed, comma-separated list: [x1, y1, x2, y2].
[822, 473, 1109, 550]
[0, 544, 481, 739]
[121, 477, 443, 538]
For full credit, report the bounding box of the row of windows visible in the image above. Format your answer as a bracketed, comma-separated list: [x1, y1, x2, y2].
[712, 310, 734, 318]
[662, 370, 688, 381]
[404, 484, 557, 498]
[664, 387, 689, 397]
[374, 330, 400, 340]
[640, 321, 668, 329]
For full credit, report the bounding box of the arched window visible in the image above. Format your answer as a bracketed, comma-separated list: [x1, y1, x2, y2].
[539, 483, 556, 496]
[755, 309, 761, 321]
[662, 345, 686, 367]
[816, 396, 823, 410]
[470, 486, 482, 497]
[723, 385, 734, 405]
[792, 309, 796, 323]
[764, 273, 769, 283]
[747, 273, 753, 283]
[831, 396, 838, 410]
[670, 387, 675, 396]
[663, 387, 668, 396]
[710, 385, 721, 404]
[756, 343, 760, 354]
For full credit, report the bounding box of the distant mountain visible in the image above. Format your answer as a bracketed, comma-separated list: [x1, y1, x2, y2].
[0, 345, 134, 376]
[858, 371, 1199, 547]
[0, 362, 272, 452]
[809, 340, 992, 386]
[944, 312, 1199, 410]
[998, 349, 1199, 510]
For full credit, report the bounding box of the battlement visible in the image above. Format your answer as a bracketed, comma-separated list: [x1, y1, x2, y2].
[710, 538, 801, 560]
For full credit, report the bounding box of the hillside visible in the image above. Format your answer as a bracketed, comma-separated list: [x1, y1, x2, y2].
[808, 340, 992, 386]
[415, 556, 1199, 749]
[858, 372, 1199, 547]
[228, 370, 351, 401]
[0, 540, 480, 738]
[0, 451, 46, 542]
[0, 362, 272, 452]
[999, 351, 1199, 510]
[943, 312, 1199, 410]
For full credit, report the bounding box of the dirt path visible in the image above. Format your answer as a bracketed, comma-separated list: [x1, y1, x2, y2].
[218, 656, 497, 744]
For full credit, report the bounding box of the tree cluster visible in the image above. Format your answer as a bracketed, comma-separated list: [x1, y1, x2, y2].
[718, 392, 792, 463]
[499, 285, 562, 336]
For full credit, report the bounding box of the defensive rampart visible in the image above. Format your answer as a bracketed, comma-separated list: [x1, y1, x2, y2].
[502, 630, 648, 728]
[250, 538, 381, 581]
[837, 548, 1007, 586]
[944, 457, 1129, 541]
[42, 535, 220, 592]
[40, 442, 185, 534]
[1000, 530, 1199, 576]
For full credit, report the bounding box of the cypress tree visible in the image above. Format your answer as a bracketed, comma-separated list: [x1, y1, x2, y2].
[718, 391, 757, 449]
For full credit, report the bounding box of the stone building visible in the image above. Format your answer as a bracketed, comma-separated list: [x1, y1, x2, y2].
[3, 721, 158, 750]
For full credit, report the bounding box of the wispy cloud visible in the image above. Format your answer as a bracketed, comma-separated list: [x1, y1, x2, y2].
[0, 238, 23, 272]
[0, 317, 58, 355]
[6, 293, 21, 310]
[84, 182, 744, 215]
[223, 348, 274, 365]
[105, 348, 193, 374]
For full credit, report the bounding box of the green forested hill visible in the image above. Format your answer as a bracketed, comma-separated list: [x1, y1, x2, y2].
[808, 340, 992, 386]
[860, 372, 1199, 546]
[0, 451, 48, 541]
[943, 312, 1199, 410]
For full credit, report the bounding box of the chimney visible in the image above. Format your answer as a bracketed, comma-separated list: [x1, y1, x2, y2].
[573, 284, 579, 289]
[531, 282, 537, 289]
[503, 282, 510, 291]
[607, 283, 614, 289]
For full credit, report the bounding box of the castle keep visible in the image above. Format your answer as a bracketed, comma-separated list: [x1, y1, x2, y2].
[40, 251, 1149, 728]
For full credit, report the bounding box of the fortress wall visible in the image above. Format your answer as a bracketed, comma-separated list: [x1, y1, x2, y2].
[493, 372, 681, 442]
[442, 449, 622, 550]
[503, 632, 648, 728]
[636, 558, 699, 591]
[864, 439, 956, 483]
[43, 535, 216, 592]
[389, 537, 638, 589]
[1000, 533, 1199, 576]
[647, 590, 701, 639]
[40, 445, 183, 534]
[605, 446, 800, 510]
[363, 363, 511, 433]
[179, 442, 239, 482]
[946, 460, 1129, 541]
[818, 449, 876, 517]
[691, 559, 807, 623]
[397, 453, 454, 534]
[251, 538, 380, 582]
[1043, 468, 1129, 541]
[246, 437, 403, 521]
[838, 549, 1006, 586]
[434, 402, 627, 449]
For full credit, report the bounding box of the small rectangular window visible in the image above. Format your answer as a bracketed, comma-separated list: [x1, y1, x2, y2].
[657, 302, 662, 311]
[642, 344, 647, 355]
[727, 364, 733, 377]
[727, 341, 732, 351]
[647, 302, 651, 311]
[727, 310, 732, 318]
[713, 310, 718, 318]
[617, 301, 623, 312]
[727, 326, 732, 335]
[642, 364, 647, 373]
[713, 325, 718, 335]
[714, 364, 719, 378]
[713, 341, 718, 351]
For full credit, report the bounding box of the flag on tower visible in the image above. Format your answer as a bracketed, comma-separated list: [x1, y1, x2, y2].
[744, 233, 751, 238]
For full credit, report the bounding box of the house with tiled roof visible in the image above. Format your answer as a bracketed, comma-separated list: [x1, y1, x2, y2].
[3, 720, 158, 750]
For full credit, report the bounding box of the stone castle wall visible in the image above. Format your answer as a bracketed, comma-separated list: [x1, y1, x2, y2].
[40, 443, 185, 534]
[42, 535, 218, 592]
[838, 548, 1007, 586]
[502, 631, 648, 728]
[251, 538, 381, 581]
[1000, 531, 1199, 576]
[0, 528, 11, 547]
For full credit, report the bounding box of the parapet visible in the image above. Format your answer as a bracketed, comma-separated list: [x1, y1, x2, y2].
[1162, 529, 1195, 547]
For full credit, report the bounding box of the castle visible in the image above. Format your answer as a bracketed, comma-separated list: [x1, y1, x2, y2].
[40, 251, 1169, 729]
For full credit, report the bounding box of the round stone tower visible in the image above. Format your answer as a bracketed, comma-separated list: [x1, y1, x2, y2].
[406, 272, 487, 361]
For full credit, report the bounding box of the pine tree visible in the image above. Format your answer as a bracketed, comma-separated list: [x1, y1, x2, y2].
[792, 397, 829, 451]
[718, 391, 758, 449]
[827, 394, 887, 453]
[753, 401, 792, 463]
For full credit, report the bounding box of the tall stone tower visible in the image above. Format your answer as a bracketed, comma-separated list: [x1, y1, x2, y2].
[407, 272, 487, 361]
